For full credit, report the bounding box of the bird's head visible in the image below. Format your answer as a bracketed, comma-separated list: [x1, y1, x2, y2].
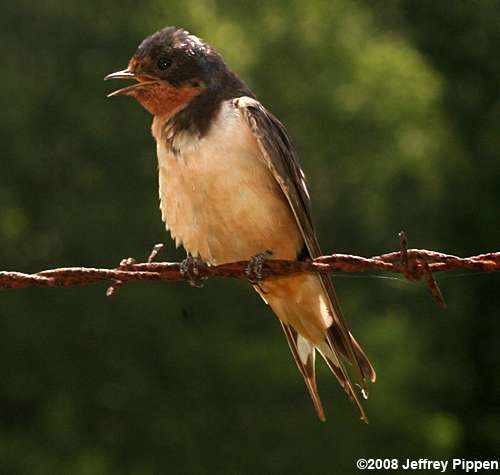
[105, 27, 222, 116]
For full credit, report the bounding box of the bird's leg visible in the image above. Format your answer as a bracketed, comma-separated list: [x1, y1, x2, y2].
[180, 254, 207, 288]
[246, 250, 273, 289]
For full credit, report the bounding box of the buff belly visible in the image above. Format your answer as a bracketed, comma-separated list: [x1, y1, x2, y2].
[155, 100, 303, 265]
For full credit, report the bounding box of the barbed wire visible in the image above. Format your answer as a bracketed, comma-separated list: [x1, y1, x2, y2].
[1, 233, 498, 309]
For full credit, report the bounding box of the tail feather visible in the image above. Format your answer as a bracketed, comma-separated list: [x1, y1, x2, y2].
[317, 340, 369, 423]
[319, 276, 372, 395]
[280, 322, 325, 421]
[257, 273, 375, 422]
[327, 325, 377, 385]
[349, 332, 377, 384]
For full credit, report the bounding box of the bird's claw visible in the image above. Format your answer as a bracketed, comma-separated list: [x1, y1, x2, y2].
[246, 250, 273, 286]
[180, 255, 207, 288]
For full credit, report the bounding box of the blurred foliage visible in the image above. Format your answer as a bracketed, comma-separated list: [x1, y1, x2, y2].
[1, 0, 499, 473]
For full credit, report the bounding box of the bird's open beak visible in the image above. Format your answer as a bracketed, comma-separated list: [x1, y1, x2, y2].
[104, 68, 158, 97]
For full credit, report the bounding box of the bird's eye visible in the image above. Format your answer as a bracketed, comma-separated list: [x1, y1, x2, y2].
[157, 57, 171, 70]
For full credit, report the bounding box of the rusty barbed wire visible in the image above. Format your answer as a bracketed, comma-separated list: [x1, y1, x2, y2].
[0, 233, 498, 308]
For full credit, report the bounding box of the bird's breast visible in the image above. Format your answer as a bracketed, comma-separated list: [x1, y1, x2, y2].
[153, 99, 302, 265]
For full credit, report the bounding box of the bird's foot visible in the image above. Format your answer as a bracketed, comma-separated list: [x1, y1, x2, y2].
[246, 250, 273, 286]
[180, 255, 207, 288]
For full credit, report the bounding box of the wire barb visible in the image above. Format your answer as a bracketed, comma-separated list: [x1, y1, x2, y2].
[148, 243, 165, 263]
[106, 257, 137, 297]
[396, 231, 447, 308]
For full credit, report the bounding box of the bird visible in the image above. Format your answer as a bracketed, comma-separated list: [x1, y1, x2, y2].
[105, 26, 376, 422]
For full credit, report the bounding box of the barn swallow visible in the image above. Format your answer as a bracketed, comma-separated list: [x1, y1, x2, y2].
[105, 26, 376, 422]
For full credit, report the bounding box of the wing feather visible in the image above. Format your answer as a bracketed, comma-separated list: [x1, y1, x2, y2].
[235, 97, 375, 417]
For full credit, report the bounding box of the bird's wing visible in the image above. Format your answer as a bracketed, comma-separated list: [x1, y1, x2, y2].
[235, 96, 375, 411]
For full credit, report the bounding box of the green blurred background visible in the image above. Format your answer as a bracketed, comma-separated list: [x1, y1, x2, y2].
[1, 0, 499, 473]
